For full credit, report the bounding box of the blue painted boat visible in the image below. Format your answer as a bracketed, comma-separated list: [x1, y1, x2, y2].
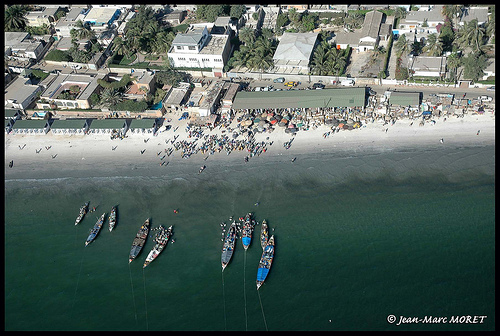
[241, 213, 255, 250]
[256, 235, 275, 290]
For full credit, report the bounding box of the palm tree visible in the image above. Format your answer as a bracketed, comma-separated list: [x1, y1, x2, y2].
[5, 5, 28, 32]
[328, 48, 346, 75]
[74, 20, 95, 40]
[311, 42, 330, 75]
[239, 27, 256, 45]
[112, 37, 128, 56]
[455, 19, 486, 54]
[151, 31, 175, 55]
[395, 6, 407, 20]
[101, 88, 123, 108]
[248, 37, 276, 78]
[446, 51, 461, 81]
[394, 34, 412, 57]
[422, 33, 444, 56]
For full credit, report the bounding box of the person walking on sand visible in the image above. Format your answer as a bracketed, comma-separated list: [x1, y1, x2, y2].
[477, 130, 480, 135]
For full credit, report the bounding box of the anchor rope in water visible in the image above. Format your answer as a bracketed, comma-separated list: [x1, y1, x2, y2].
[222, 270, 227, 331]
[72, 247, 86, 308]
[257, 289, 268, 331]
[143, 268, 149, 331]
[128, 262, 139, 329]
[243, 250, 248, 331]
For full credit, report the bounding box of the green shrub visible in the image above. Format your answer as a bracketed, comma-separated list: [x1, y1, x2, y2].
[45, 49, 71, 62]
[111, 99, 148, 112]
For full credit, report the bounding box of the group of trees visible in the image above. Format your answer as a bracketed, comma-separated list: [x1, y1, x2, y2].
[275, 9, 319, 34]
[195, 5, 247, 22]
[392, 5, 495, 82]
[310, 38, 349, 76]
[5, 5, 29, 32]
[111, 5, 176, 59]
[225, 27, 277, 75]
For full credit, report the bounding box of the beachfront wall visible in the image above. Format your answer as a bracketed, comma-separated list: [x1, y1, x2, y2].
[232, 88, 366, 110]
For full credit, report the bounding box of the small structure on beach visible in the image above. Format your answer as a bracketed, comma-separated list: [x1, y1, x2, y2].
[128, 118, 157, 134]
[10, 118, 50, 134]
[87, 118, 128, 136]
[49, 118, 88, 134]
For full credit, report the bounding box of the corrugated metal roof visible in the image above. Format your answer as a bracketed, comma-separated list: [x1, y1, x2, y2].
[232, 88, 366, 109]
[388, 92, 421, 106]
[50, 119, 86, 129]
[11, 119, 48, 128]
[89, 119, 127, 129]
[129, 119, 156, 128]
[273, 32, 319, 61]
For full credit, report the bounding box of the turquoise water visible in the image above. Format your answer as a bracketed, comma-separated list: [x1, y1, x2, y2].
[4, 145, 495, 331]
[151, 101, 163, 110]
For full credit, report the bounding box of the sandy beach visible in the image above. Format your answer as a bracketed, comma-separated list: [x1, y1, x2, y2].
[5, 112, 495, 180]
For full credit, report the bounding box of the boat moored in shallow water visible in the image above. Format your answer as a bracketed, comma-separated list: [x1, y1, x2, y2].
[143, 225, 173, 268]
[221, 221, 237, 271]
[75, 201, 89, 225]
[260, 219, 268, 250]
[108, 206, 117, 232]
[241, 213, 255, 250]
[129, 218, 150, 263]
[256, 235, 275, 290]
[85, 213, 105, 246]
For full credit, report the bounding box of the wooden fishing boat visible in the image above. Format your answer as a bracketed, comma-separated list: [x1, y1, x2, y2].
[221, 221, 237, 271]
[75, 201, 90, 225]
[143, 225, 173, 268]
[85, 213, 106, 246]
[129, 218, 150, 263]
[256, 235, 275, 290]
[260, 219, 268, 250]
[108, 206, 117, 232]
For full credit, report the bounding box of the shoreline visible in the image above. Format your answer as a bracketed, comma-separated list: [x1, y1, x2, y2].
[5, 113, 495, 180]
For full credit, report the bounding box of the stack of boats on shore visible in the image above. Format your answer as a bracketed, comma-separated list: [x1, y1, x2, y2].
[220, 213, 276, 289]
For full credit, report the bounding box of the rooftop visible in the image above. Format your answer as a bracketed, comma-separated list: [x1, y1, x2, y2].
[401, 5, 444, 23]
[199, 35, 229, 55]
[233, 88, 366, 109]
[273, 32, 319, 61]
[388, 91, 421, 106]
[5, 76, 41, 106]
[461, 7, 489, 24]
[361, 10, 383, 39]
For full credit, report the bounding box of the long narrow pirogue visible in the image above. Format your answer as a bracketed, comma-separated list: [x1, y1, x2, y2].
[129, 218, 150, 263]
[221, 221, 237, 271]
[108, 206, 117, 232]
[85, 213, 106, 246]
[143, 225, 173, 268]
[260, 219, 268, 250]
[256, 235, 275, 290]
[75, 201, 89, 225]
[241, 213, 255, 250]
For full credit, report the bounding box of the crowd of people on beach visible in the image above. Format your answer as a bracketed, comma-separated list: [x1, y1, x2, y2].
[164, 125, 278, 162]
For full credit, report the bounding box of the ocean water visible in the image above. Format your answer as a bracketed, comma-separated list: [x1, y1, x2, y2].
[5, 145, 495, 331]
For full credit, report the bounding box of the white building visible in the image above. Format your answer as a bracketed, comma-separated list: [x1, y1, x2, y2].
[54, 7, 87, 39]
[26, 6, 62, 27]
[273, 32, 319, 74]
[5, 76, 43, 110]
[167, 25, 232, 77]
[5, 32, 51, 62]
[335, 10, 386, 52]
[397, 5, 444, 35]
[409, 56, 446, 78]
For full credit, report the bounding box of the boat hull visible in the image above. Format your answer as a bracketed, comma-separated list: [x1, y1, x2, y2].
[129, 219, 150, 263]
[221, 222, 237, 270]
[256, 235, 275, 290]
[143, 225, 172, 268]
[85, 213, 105, 246]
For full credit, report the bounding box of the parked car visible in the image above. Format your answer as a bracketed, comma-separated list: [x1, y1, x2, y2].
[273, 77, 285, 83]
[312, 83, 325, 89]
[284, 81, 298, 87]
[479, 95, 493, 102]
[487, 86, 495, 91]
[340, 79, 355, 86]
